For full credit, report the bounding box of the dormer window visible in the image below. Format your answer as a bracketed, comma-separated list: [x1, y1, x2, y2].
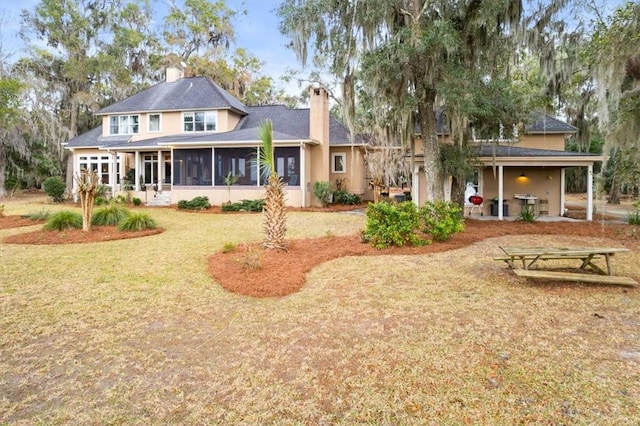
[183, 111, 217, 132]
[109, 114, 139, 135]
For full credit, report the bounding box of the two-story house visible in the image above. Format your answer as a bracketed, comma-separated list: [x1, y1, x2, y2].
[64, 66, 368, 208]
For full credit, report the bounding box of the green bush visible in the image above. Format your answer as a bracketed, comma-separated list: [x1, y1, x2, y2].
[221, 199, 265, 212]
[43, 176, 66, 203]
[221, 242, 236, 253]
[92, 203, 131, 226]
[44, 210, 83, 231]
[132, 197, 142, 206]
[419, 201, 465, 242]
[26, 209, 51, 221]
[177, 196, 211, 210]
[313, 181, 333, 207]
[118, 212, 157, 231]
[333, 190, 362, 205]
[518, 206, 537, 223]
[364, 201, 424, 249]
[628, 204, 640, 225]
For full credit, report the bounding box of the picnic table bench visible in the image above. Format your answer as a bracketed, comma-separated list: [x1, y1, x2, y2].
[495, 246, 637, 286]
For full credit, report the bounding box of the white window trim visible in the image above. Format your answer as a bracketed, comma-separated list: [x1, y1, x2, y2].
[148, 113, 162, 133]
[182, 110, 218, 133]
[331, 152, 346, 173]
[109, 114, 140, 135]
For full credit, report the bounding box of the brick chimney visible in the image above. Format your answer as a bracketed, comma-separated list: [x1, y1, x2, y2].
[309, 86, 330, 185]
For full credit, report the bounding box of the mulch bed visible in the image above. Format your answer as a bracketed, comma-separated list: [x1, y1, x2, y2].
[3, 225, 164, 244]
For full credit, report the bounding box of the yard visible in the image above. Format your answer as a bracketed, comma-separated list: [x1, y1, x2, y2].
[1, 195, 639, 424]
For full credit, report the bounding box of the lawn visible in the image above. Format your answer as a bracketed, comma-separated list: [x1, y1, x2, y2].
[1, 195, 639, 424]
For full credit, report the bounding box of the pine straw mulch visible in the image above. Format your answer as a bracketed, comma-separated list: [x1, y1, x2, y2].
[2, 223, 164, 244]
[210, 219, 640, 298]
[0, 215, 42, 230]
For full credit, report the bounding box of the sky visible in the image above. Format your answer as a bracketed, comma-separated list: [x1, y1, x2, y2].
[0, 0, 304, 96]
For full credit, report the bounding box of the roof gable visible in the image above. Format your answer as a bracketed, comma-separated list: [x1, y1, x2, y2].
[97, 77, 248, 115]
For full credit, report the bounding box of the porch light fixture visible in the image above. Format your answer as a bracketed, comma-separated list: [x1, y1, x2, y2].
[517, 171, 529, 182]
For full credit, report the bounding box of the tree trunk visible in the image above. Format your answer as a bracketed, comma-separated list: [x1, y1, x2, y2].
[418, 90, 444, 202]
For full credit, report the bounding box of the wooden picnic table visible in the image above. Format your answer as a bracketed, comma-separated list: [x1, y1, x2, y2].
[494, 246, 637, 286]
[497, 246, 629, 275]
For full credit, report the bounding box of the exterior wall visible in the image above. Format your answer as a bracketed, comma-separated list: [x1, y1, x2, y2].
[170, 186, 303, 207]
[517, 134, 565, 151]
[329, 146, 366, 196]
[102, 108, 242, 141]
[480, 166, 563, 217]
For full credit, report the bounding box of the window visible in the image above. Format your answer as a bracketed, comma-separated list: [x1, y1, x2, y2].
[109, 115, 139, 135]
[331, 152, 346, 173]
[276, 147, 300, 185]
[78, 155, 113, 184]
[215, 148, 258, 186]
[183, 111, 217, 132]
[148, 114, 161, 132]
[173, 148, 212, 186]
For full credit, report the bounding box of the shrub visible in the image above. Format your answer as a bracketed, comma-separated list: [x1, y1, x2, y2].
[313, 181, 333, 207]
[177, 196, 211, 210]
[118, 212, 157, 231]
[221, 199, 265, 212]
[114, 195, 127, 204]
[237, 246, 262, 271]
[27, 209, 51, 221]
[132, 197, 142, 206]
[419, 201, 465, 242]
[43, 176, 66, 202]
[364, 201, 424, 249]
[44, 210, 83, 231]
[94, 196, 107, 206]
[518, 206, 537, 223]
[333, 190, 362, 205]
[628, 203, 640, 225]
[221, 242, 236, 253]
[92, 203, 131, 226]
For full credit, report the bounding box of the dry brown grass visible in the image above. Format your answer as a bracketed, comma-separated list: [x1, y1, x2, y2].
[1, 194, 640, 424]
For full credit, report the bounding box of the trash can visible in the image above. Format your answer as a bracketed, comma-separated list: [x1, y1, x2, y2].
[491, 200, 509, 216]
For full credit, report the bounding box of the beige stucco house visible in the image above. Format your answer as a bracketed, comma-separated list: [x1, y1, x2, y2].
[412, 113, 604, 220]
[64, 67, 368, 207]
[64, 67, 602, 218]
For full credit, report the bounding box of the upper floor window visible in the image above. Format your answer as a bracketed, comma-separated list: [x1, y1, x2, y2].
[331, 152, 346, 173]
[183, 111, 217, 132]
[148, 114, 161, 132]
[109, 115, 139, 135]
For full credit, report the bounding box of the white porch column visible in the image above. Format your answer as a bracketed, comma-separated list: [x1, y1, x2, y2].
[498, 165, 504, 220]
[412, 165, 420, 206]
[586, 164, 593, 222]
[110, 151, 117, 198]
[560, 168, 566, 217]
[134, 151, 140, 191]
[300, 144, 306, 207]
[157, 149, 163, 191]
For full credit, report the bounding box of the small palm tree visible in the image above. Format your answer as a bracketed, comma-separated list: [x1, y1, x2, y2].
[259, 119, 287, 250]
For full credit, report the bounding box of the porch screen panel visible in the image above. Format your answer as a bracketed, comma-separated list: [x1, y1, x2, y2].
[214, 148, 258, 186]
[259, 147, 300, 185]
[173, 148, 212, 186]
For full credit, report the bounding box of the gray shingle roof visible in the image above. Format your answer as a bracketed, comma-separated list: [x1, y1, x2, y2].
[525, 111, 578, 133]
[64, 126, 130, 148]
[97, 77, 248, 115]
[429, 110, 577, 135]
[475, 144, 600, 158]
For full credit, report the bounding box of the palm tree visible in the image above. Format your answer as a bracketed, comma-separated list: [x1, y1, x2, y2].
[259, 119, 287, 250]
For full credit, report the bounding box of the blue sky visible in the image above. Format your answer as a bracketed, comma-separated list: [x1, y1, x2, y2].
[0, 0, 303, 95]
